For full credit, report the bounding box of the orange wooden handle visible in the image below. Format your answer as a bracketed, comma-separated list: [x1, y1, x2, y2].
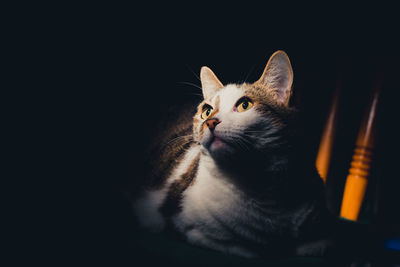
[340, 80, 381, 221]
[340, 147, 372, 220]
[315, 102, 338, 182]
[316, 75, 342, 183]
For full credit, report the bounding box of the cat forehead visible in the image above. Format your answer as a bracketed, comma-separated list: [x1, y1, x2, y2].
[208, 84, 244, 109]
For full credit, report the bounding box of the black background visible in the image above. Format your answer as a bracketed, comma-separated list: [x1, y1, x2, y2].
[26, 4, 399, 266]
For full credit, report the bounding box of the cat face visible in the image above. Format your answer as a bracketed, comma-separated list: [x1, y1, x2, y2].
[193, 51, 295, 162]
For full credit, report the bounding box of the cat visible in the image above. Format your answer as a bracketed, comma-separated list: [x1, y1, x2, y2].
[132, 50, 334, 258]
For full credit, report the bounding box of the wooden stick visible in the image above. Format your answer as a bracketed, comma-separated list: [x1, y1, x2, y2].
[316, 74, 342, 183]
[340, 74, 382, 221]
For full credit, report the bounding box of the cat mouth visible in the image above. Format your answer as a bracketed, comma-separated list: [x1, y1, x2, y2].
[202, 131, 235, 153]
[208, 134, 229, 150]
[211, 136, 224, 146]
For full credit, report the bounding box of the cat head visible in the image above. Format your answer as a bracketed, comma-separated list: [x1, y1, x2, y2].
[193, 50, 296, 164]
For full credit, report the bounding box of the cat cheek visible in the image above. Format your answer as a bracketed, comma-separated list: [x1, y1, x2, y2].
[196, 123, 206, 141]
[201, 122, 208, 136]
[200, 128, 213, 147]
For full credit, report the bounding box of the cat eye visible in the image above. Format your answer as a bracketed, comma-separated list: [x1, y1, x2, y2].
[236, 97, 253, 113]
[201, 105, 214, 120]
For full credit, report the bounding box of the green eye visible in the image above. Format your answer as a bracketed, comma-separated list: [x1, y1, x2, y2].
[201, 107, 213, 119]
[237, 99, 253, 112]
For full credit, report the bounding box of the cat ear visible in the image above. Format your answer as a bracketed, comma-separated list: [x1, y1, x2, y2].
[200, 66, 223, 99]
[255, 50, 294, 106]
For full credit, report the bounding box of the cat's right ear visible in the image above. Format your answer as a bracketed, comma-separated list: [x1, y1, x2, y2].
[200, 66, 223, 99]
[255, 50, 294, 106]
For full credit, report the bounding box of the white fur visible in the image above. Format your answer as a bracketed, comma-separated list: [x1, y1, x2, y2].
[133, 145, 201, 232]
[172, 152, 273, 257]
[136, 85, 278, 257]
[201, 85, 262, 149]
[134, 187, 168, 232]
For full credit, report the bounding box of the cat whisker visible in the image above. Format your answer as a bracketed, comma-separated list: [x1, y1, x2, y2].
[185, 64, 201, 81]
[185, 92, 204, 97]
[243, 64, 255, 83]
[177, 82, 204, 97]
[178, 81, 203, 91]
[163, 134, 193, 147]
[234, 138, 247, 149]
[232, 136, 252, 151]
[233, 140, 247, 151]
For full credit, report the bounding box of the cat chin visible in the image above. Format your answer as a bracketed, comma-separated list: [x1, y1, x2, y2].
[209, 137, 226, 150]
[201, 133, 239, 162]
[204, 140, 236, 162]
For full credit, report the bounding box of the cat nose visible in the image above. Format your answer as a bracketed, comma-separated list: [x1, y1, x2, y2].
[206, 118, 221, 131]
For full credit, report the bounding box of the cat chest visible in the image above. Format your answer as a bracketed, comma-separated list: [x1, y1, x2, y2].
[172, 159, 270, 237]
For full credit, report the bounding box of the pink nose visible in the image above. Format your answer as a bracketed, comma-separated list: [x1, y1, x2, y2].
[206, 118, 221, 130]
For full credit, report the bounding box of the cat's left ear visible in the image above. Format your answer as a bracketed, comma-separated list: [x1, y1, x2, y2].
[200, 66, 223, 99]
[255, 50, 294, 106]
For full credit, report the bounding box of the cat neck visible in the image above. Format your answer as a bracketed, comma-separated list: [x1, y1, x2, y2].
[202, 146, 321, 204]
